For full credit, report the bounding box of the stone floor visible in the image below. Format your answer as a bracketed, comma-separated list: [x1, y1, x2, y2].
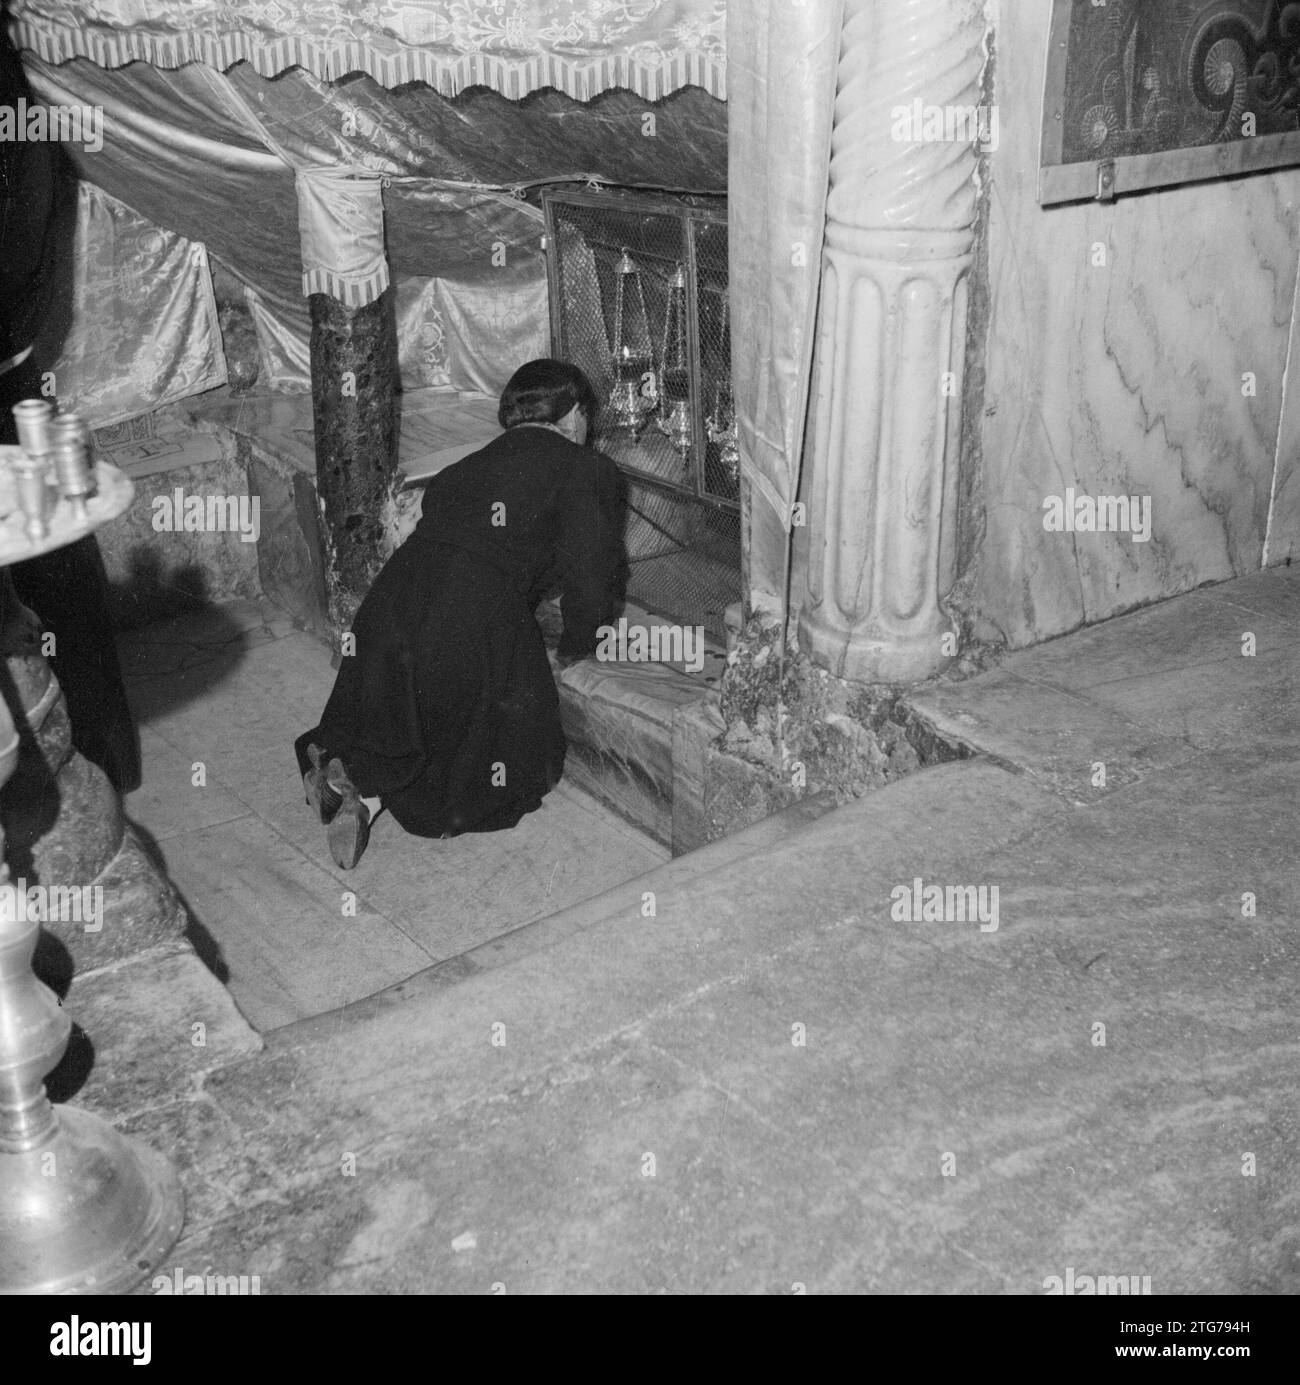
[117, 597, 668, 1031]
[63, 565, 1299, 1294]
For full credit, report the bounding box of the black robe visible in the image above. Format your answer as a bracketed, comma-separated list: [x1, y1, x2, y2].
[1, 15, 139, 794]
[296, 425, 627, 837]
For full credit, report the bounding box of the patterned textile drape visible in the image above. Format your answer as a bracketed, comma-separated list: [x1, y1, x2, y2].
[9, 0, 731, 413]
[727, 0, 842, 533]
[8, 0, 726, 100]
[249, 274, 548, 397]
[43, 183, 225, 427]
[20, 52, 557, 393]
[19, 40, 725, 397]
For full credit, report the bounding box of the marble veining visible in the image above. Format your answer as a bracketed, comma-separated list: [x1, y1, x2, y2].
[971, 2, 1300, 648]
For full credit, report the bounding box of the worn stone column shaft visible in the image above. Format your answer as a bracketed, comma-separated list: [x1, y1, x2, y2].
[309, 288, 399, 633]
[799, 0, 986, 683]
[0, 575, 185, 978]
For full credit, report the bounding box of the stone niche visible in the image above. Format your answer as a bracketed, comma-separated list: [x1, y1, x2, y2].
[542, 186, 742, 652]
[90, 407, 263, 629]
[92, 383, 966, 858]
[154, 386, 728, 853]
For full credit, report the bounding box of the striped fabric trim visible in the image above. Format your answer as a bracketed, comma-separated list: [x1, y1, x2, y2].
[301, 265, 391, 308]
[8, 17, 726, 101]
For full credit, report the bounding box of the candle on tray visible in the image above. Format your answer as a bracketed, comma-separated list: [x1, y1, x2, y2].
[49, 412, 96, 526]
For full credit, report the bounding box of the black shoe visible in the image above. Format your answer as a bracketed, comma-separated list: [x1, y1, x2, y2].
[327, 795, 371, 870]
[324, 757, 371, 869]
[302, 744, 344, 823]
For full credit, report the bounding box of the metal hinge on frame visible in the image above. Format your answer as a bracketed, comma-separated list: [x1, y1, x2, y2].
[1095, 159, 1117, 203]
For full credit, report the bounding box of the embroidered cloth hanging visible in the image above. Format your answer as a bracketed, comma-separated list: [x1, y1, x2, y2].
[8, 0, 727, 101]
[296, 167, 389, 307]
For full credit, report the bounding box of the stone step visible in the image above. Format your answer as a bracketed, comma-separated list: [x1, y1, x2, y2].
[275, 783, 841, 1043]
[49, 939, 263, 1124]
[553, 627, 725, 851]
[903, 566, 1299, 801]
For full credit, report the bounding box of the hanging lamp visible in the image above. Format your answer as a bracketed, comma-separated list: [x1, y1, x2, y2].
[606, 248, 655, 439]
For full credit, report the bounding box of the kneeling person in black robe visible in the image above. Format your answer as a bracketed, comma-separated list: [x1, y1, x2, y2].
[295, 359, 627, 868]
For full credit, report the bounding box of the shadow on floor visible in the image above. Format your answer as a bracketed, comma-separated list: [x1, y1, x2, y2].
[115, 596, 275, 727]
[129, 816, 230, 987]
[109, 547, 214, 636]
[29, 930, 94, 1103]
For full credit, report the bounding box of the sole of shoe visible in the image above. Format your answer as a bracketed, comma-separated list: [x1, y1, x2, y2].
[327, 800, 371, 870]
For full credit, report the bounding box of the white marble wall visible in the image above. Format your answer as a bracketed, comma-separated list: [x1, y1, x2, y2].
[972, 1, 1300, 648]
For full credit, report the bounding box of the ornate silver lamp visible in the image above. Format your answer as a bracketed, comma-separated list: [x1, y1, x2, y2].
[606, 249, 656, 440]
[656, 263, 693, 464]
[0, 399, 184, 1294]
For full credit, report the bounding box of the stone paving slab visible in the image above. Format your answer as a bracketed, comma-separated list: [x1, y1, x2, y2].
[126, 732, 1298, 1294]
[342, 783, 664, 962]
[126, 728, 251, 842]
[79, 569, 1299, 1294]
[905, 669, 1199, 799]
[154, 814, 434, 1030]
[905, 569, 1298, 795]
[1072, 651, 1293, 754]
[291, 789, 842, 1034]
[116, 597, 669, 1028]
[53, 941, 262, 1123]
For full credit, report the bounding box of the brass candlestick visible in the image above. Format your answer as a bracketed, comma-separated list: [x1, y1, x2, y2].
[8, 456, 53, 544]
[9, 399, 56, 542]
[0, 826, 184, 1292]
[11, 399, 54, 458]
[49, 413, 96, 528]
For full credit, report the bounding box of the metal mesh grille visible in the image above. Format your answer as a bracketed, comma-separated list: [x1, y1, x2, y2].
[543, 187, 739, 644]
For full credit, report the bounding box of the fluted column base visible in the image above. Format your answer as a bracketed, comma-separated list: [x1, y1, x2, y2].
[799, 223, 970, 684]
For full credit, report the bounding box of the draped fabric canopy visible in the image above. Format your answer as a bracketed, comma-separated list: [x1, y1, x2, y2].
[9, 0, 726, 100]
[35, 181, 228, 429]
[22, 49, 727, 402]
[9, 0, 840, 591]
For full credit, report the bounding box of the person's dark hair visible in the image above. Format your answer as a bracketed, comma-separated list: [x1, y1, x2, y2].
[499, 359, 598, 431]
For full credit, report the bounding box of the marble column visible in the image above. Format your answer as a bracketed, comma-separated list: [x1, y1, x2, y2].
[798, 0, 987, 683]
[309, 288, 399, 633]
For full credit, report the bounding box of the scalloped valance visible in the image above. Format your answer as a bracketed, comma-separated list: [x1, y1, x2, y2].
[8, 0, 727, 101]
